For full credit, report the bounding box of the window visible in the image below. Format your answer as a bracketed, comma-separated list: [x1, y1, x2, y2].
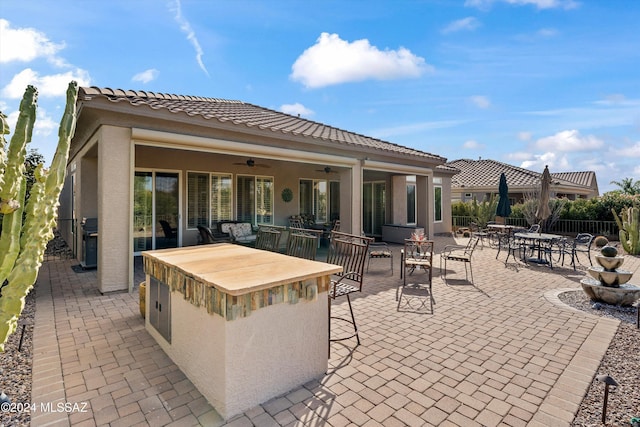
[407, 183, 416, 224]
[211, 174, 232, 222]
[300, 179, 338, 223]
[330, 181, 340, 221]
[187, 172, 232, 228]
[256, 176, 273, 224]
[237, 175, 274, 225]
[434, 185, 443, 222]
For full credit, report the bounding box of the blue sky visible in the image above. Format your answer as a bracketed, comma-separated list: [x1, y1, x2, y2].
[1, 0, 639, 193]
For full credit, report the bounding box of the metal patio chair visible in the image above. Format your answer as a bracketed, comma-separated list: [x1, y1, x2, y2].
[286, 231, 318, 260]
[254, 226, 282, 252]
[440, 236, 480, 285]
[327, 231, 373, 348]
[398, 238, 434, 313]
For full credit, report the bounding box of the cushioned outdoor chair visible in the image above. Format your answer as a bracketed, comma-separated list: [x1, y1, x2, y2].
[440, 235, 480, 285]
[398, 238, 434, 313]
[327, 231, 373, 349]
[367, 241, 393, 275]
[197, 225, 217, 244]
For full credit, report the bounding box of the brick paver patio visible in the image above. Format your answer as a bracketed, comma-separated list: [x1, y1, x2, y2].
[28, 235, 634, 426]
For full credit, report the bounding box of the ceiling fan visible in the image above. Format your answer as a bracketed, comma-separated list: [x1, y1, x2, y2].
[315, 166, 338, 174]
[232, 158, 270, 168]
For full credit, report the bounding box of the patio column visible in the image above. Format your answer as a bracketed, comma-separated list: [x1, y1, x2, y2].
[97, 125, 132, 293]
[392, 175, 408, 224]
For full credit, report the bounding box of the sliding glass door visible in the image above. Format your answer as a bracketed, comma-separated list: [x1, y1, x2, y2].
[133, 170, 180, 254]
[363, 181, 386, 236]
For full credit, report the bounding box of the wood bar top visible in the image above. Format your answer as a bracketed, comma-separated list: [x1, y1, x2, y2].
[143, 244, 342, 296]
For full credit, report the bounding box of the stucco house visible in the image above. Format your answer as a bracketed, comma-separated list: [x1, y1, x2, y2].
[448, 159, 599, 204]
[58, 87, 456, 293]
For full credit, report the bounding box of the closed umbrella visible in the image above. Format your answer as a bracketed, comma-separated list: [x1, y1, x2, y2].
[496, 172, 511, 218]
[536, 165, 552, 225]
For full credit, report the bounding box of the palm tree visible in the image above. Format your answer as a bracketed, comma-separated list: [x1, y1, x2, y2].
[610, 177, 640, 195]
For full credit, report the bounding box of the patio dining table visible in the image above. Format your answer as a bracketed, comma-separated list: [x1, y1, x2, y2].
[514, 232, 563, 267]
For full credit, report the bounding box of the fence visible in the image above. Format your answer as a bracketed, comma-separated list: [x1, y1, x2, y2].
[452, 216, 619, 239]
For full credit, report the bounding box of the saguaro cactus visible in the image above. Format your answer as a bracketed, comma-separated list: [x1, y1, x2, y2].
[0, 81, 78, 352]
[612, 206, 640, 255]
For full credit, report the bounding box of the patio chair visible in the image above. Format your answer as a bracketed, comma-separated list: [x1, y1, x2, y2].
[570, 233, 594, 270]
[286, 231, 318, 260]
[197, 225, 217, 244]
[289, 216, 305, 230]
[398, 238, 434, 312]
[367, 241, 393, 275]
[255, 226, 282, 252]
[159, 220, 176, 240]
[327, 231, 373, 348]
[440, 235, 480, 285]
[496, 233, 526, 267]
[542, 236, 571, 268]
[469, 222, 489, 248]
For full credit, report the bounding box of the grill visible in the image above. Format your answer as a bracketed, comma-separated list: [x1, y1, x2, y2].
[81, 217, 98, 269]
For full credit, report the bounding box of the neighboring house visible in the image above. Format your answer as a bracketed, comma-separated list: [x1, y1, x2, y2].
[58, 87, 456, 292]
[448, 159, 599, 204]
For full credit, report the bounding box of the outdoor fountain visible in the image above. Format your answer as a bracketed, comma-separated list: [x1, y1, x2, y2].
[581, 245, 640, 306]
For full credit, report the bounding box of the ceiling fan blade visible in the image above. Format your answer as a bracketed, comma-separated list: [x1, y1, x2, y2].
[315, 166, 338, 174]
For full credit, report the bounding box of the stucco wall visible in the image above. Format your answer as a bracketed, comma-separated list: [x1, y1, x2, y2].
[147, 286, 328, 420]
[97, 126, 132, 292]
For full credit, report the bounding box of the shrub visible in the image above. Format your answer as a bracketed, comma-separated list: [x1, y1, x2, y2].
[594, 236, 609, 247]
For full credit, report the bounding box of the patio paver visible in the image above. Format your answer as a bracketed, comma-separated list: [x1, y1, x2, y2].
[28, 234, 635, 426]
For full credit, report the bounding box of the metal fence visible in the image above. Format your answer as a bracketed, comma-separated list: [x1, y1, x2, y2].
[452, 216, 619, 239]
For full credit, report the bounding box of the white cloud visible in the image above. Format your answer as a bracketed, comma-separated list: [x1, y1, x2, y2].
[132, 69, 160, 84]
[0, 19, 65, 65]
[32, 107, 57, 137]
[168, 0, 209, 76]
[290, 33, 431, 88]
[442, 17, 481, 34]
[517, 131, 532, 141]
[520, 152, 570, 171]
[469, 95, 491, 109]
[506, 151, 533, 161]
[2, 68, 91, 99]
[596, 94, 629, 106]
[537, 28, 558, 37]
[534, 129, 603, 152]
[618, 141, 640, 158]
[465, 0, 579, 9]
[280, 103, 314, 117]
[463, 139, 484, 149]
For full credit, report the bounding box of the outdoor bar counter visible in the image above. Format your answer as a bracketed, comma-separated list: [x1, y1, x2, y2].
[143, 244, 342, 419]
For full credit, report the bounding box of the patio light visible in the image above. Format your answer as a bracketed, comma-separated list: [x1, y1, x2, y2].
[595, 374, 618, 424]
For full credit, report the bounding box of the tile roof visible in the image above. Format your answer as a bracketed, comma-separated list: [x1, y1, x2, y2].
[79, 87, 446, 163]
[447, 158, 590, 189]
[448, 159, 547, 188]
[551, 171, 597, 188]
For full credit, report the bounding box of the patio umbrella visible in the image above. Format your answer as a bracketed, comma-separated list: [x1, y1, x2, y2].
[496, 172, 511, 218]
[535, 165, 552, 225]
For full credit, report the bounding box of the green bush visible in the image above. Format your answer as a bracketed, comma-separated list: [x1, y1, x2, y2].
[455, 193, 640, 223]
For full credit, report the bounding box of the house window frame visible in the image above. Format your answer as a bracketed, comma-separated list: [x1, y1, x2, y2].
[406, 182, 416, 225]
[299, 178, 335, 224]
[237, 174, 274, 226]
[434, 185, 443, 223]
[186, 171, 233, 229]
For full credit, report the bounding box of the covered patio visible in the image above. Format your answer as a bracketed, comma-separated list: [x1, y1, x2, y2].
[26, 234, 637, 426]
